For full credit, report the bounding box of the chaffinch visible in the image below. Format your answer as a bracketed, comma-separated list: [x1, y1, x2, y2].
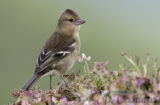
[22, 9, 85, 91]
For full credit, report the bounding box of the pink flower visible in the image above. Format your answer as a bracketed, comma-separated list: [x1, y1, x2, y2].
[157, 83, 160, 91]
[111, 95, 123, 104]
[133, 77, 150, 88]
[78, 53, 91, 62]
[13, 90, 20, 98]
[94, 61, 108, 70]
[83, 101, 90, 105]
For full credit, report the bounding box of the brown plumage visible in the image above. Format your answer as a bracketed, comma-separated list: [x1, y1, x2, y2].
[22, 9, 85, 91]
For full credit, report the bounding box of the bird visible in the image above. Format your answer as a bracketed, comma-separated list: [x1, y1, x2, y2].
[22, 9, 85, 91]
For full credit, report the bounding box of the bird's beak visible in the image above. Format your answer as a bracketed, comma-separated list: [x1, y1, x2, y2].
[74, 19, 86, 25]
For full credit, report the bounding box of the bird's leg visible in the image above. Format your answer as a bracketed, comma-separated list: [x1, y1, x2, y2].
[61, 75, 68, 88]
[50, 76, 52, 89]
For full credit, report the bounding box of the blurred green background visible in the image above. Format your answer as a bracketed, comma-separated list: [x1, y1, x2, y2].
[1, 0, 160, 104]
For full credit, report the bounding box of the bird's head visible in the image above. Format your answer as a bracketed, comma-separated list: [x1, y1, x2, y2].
[56, 9, 85, 35]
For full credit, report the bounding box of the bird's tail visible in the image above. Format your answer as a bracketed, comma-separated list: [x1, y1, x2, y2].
[22, 75, 40, 91]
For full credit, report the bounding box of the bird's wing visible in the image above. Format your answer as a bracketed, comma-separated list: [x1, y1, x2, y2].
[35, 47, 75, 75]
[34, 41, 76, 76]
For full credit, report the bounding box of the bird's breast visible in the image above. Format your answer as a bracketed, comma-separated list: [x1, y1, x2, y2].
[56, 43, 80, 74]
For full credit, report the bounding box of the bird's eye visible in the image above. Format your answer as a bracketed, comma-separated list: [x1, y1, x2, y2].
[68, 18, 74, 22]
